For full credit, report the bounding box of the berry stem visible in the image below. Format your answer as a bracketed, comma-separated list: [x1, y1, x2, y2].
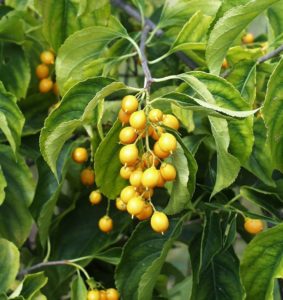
[106, 199, 111, 216]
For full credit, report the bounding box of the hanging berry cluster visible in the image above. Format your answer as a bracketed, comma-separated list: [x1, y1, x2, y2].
[36, 50, 59, 95]
[116, 94, 180, 234]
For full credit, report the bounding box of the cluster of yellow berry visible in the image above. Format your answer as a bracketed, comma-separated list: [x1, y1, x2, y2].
[87, 288, 119, 300]
[116, 95, 180, 234]
[36, 50, 59, 95]
[72, 147, 112, 233]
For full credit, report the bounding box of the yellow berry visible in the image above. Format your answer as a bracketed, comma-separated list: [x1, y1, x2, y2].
[150, 211, 169, 233]
[121, 95, 138, 113]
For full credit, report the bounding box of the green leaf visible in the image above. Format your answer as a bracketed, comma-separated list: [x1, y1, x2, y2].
[19, 273, 48, 300]
[0, 167, 6, 206]
[240, 223, 283, 300]
[0, 145, 35, 246]
[210, 117, 241, 196]
[0, 82, 24, 152]
[268, 1, 283, 41]
[190, 246, 244, 300]
[71, 274, 87, 300]
[0, 10, 25, 44]
[0, 238, 19, 293]
[95, 120, 127, 199]
[40, 77, 128, 176]
[168, 276, 192, 300]
[115, 216, 185, 300]
[243, 118, 274, 186]
[0, 43, 31, 99]
[262, 57, 283, 172]
[170, 11, 212, 53]
[39, 0, 110, 52]
[206, 0, 279, 74]
[240, 186, 282, 220]
[180, 72, 254, 164]
[158, 0, 221, 28]
[226, 60, 256, 106]
[56, 18, 128, 94]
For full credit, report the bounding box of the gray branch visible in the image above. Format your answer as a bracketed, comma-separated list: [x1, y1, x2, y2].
[257, 44, 283, 64]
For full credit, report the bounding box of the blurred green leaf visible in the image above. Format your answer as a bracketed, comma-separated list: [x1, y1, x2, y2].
[262, 57, 283, 172]
[71, 274, 87, 300]
[0, 238, 19, 293]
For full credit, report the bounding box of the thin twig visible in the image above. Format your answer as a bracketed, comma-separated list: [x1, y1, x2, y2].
[257, 44, 283, 63]
[111, 0, 197, 69]
[140, 25, 153, 90]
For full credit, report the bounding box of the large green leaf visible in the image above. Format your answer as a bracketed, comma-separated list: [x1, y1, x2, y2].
[241, 223, 283, 300]
[39, 0, 110, 52]
[262, 58, 283, 172]
[243, 118, 274, 186]
[0, 238, 19, 293]
[0, 145, 35, 246]
[56, 18, 128, 94]
[0, 43, 30, 99]
[95, 120, 127, 199]
[115, 216, 185, 300]
[71, 274, 87, 300]
[158, 0, 221, 28]
[40, 77, 128, 176]
[190, 246, 244, 300]
[206, 0, 279, 74]
[0, 82, 24, 153]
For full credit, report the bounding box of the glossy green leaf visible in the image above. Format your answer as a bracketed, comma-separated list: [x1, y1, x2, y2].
[227, 46, 262, 65]
[56, 18, 128, 94]
[0, 238, 19, 293]
[190, 246, 244, 300]
[115, 216, 185, 300]
[206, 0, 279, 74]
[0, 145, 35, 246]
[243, 118, 274, 186]
[159, 0, 221, 28]
[0, 167, 6, 206]
[226, 60, 256, 105]
[40, 77, 127, 176]
[170, 11, 212, 53]
[0, 82, 24, 152]
[39, 0, 110, 52]
[0, 43, 30, 99]
[95, 120, 127, 199]
[262, 58, 283, 172]
[71, 274, 87, 300]
[241, 223, 283, 300]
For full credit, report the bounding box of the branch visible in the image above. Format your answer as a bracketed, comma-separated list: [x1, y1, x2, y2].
[19, 260, 69, 277]
[111, 0, 197, 69]
[257, 44, 283, 63]
[140, 25, 153, 89]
